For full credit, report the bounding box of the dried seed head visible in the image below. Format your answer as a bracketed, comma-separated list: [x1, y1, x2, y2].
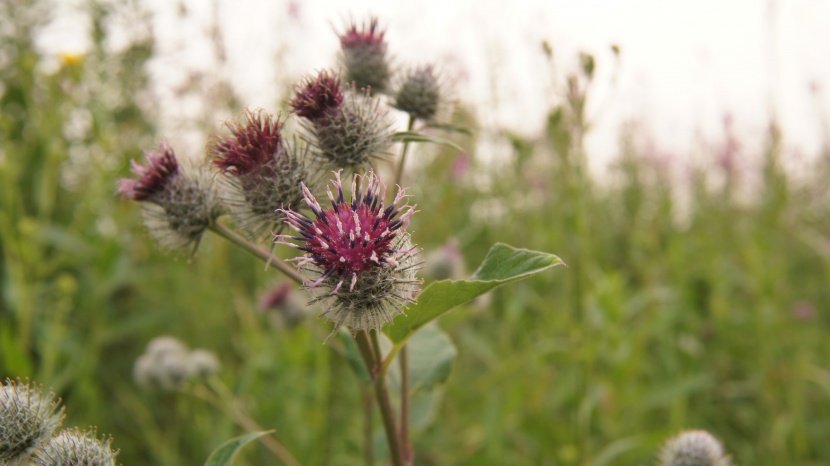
[33, 428, 118, 466]
[0, 379, 65, 464]
[338, 17, 391, 93]
[393, 65, 443, 121]
[300, 89, 394, 171]
[119, 144, 223, 253]
[276, 171, 422, 335]
[211, 111, 317, 238]
[289, 70, 344, 122]
[658, 430, 731, 466]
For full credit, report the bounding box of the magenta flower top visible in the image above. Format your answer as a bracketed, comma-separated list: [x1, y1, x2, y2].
[117, 143, 179, 201]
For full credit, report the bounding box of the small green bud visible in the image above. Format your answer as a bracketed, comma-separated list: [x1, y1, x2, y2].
[658, 430, 731, 466]
[33, 428, 118, 466]
[0, 379, 65, 464]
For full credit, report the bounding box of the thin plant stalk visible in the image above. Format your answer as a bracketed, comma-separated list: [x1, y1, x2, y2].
[355, 330, 404, 466]
[393, 115, 416, 187]
[363, 387, 375, 466]
[209, 221, 304, 285]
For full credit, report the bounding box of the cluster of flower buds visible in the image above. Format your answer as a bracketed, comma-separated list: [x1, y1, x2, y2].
[117, 15, 458, 336]
[658, 430, 732, 466]
[133, 336, 221, 391]
[1, 379, 118, 466]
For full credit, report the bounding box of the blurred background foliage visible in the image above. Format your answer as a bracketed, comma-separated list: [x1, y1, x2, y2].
[2, 1, 830, 465]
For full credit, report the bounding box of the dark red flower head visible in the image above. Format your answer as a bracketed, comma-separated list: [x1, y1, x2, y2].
[212, 110, 284, 175]
[118, 143, 179, 201]
[289, 70, 344, 122]
[277, 170, 415, 292]
[340, 18, 386, 50]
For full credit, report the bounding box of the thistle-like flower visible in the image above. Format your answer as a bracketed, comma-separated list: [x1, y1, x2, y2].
[0, 379, 65, 464]
[393, 65, 443, 122]
[276, 171, 422, 334]
[338, 17, 391, 93]
[33, 428, 118, 466]
[133, 336, 221, 391]
[210, 110, 316, 238]
[118, 143, 223, 253]
[658, 430, 731, 466]
[291, 71, 394, 171]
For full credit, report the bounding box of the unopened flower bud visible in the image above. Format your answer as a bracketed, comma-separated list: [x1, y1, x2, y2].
[658, 430, 731, 466]
[33, 428, 118, 466]
[259, 282, 309, 327]
[393, 65, 443, 122]
[423, 238, 465, 281]
[338, 17, 391, 93]
[1, 379, 65, 464]
[293, 77, 394, 171]
[276, 171, 422, 336]
[189, 349, 221, 378]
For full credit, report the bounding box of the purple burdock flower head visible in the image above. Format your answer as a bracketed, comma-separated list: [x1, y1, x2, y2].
[276, 170, 422, 335]
[210, 110, 317, 238]
[338, 17, 391, 93]
[211, 110, 284, 176]
[117, 143, 179, 202]
[118, 143, 223, 253]
[289, 70, 344, 122]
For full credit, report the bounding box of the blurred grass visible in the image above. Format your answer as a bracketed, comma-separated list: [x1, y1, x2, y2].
[2, 1, 830, 465]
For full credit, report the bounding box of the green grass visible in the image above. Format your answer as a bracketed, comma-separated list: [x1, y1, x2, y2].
[2, 2, 830, 465]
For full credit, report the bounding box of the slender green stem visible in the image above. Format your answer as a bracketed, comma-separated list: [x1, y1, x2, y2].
[355, 331, 404, 466]
[208, 221, 304, 285]
[393, 115, 416, 188]
[399, 346, 412, 465]
[363, 387, 375, 466]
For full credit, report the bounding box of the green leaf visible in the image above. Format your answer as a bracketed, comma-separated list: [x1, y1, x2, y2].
[203, 431, 273, 466]
[407, 326, 456, 390]
[392, 131, 465, 153]
[339, 329, 372, 384]
[422, 122, 474, 136]
[386, 243, 565, 346]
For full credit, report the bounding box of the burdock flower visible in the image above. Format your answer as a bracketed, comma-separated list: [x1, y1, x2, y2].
[276, 171, 421, 335]
[291, 70, 394, 171]
[33, 428, 118, 466]
[393, 64, 443, 122]
[210, 110, 316, 238]
[658, 430, 731, 466]
[338, 17, 391, 93]
[0, 379, 65, 464]
[118, 143, 223, 253]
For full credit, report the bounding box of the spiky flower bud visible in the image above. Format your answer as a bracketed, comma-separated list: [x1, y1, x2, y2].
[393, 65, 442, 122]
[276, 171, 422, 335]
[289, 70, 344, 122]
[1, 379, 65, 464]
[292, 73, 394, 171]
[33, 428, 118, 466]
[118, 143, 223, 253]
[338, 17, 391, 93]
[658, 430, 731, 466]
[210, 110, 316, 237]
[422, 238, 465, 281]
[259, 282, 309, 327]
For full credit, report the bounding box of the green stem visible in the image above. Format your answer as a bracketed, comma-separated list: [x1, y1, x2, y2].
[363, 387, 375, 466]
[355, 331, 404, 466]
[209, 221, 304, 285]
[399, 346, 412, 465]
[393, 115, 416, 187]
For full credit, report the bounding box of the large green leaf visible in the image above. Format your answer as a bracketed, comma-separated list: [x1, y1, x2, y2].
[386, 243, 564, 346]
[203, 431, 272, 466]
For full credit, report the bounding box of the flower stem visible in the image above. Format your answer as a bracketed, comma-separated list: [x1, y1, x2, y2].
[393, 115, 416, 187]
[208, 221, 304, 285]
[355, 330, 404, 466]
[399, 345, 413, 465]
[363, 387, 375, 466]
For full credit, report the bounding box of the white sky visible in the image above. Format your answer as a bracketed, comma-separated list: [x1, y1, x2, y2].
[40, 0, 830, 172]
